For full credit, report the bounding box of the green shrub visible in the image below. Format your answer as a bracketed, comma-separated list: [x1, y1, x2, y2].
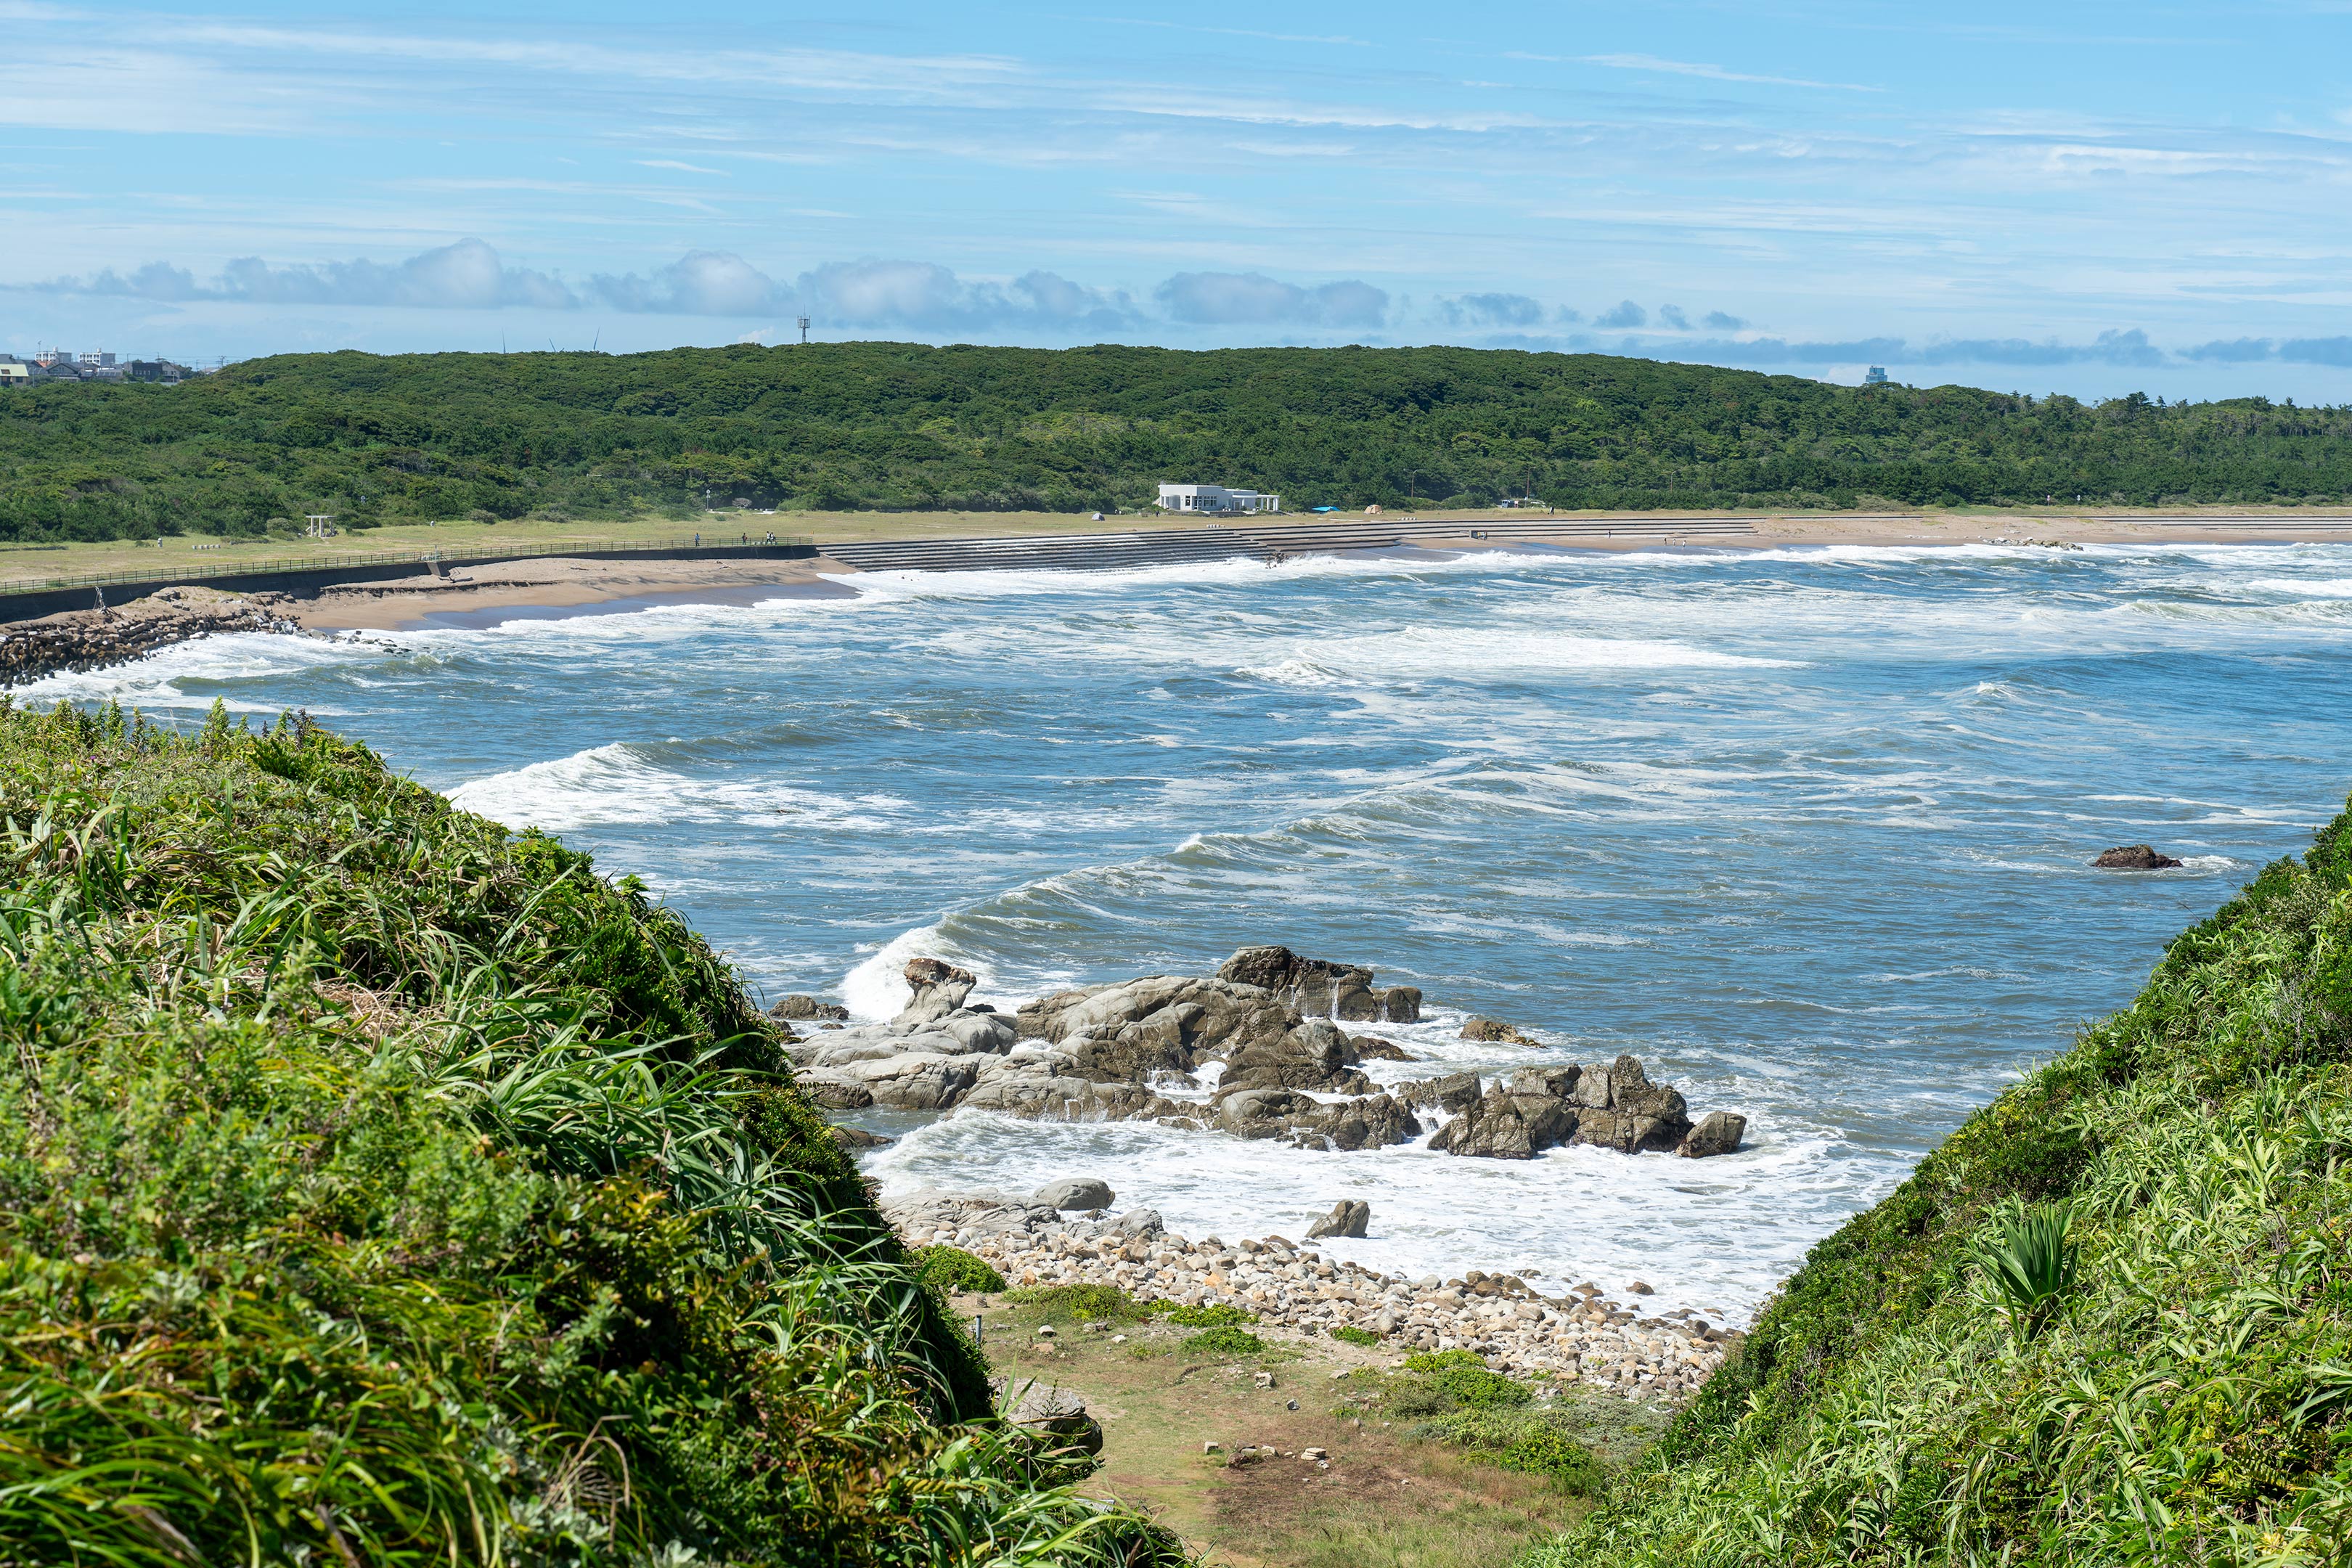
[1183, 1325, 1269, 1357]
[1331, 1324, 1382, 1347]
[1974, 1199, 2078, 1342]
[1004, 1282, 1149, 1322]
[1402, 1349, 1532, 1408]
[1156, 1300, 1258, 1326]
[915, 1244, 1007, 1295]
[0, 700, 1185, 1568]
[1416, 1410, 1605, 1493]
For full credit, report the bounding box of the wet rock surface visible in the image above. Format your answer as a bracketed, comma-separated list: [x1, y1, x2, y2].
[797, 948, 1744, 1160]
[2094, 844, 2184, 869]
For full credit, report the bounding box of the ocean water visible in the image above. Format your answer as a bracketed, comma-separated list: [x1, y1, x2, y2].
[30, 541, 2352, 1320]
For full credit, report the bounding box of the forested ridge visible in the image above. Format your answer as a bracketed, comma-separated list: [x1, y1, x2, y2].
[2, 341, 2349, 541]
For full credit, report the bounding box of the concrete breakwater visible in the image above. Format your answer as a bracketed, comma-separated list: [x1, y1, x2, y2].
[891, 1190, 1742, 1404]
[1, 586, 302, 687]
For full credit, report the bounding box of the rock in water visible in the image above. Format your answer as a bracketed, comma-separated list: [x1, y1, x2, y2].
[771, 994, 850, 1021]
[1306, 1199, 1370, 1239]
[1678, 1110, 1747, 1158]
[1460, 1016, 1539, 1045]
[1033, 1177, 1115, 1212]
[1381, 987, 1423, 1023]
[897, 956, 979, 1026]
[2093, 844, 2184, 870]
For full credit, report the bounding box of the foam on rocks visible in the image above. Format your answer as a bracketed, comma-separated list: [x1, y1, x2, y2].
[788, 947, 1744, 1160]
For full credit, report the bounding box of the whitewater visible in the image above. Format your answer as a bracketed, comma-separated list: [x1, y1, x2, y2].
[30, 539, 2352, 1320]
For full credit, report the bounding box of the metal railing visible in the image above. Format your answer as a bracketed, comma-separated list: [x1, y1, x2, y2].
[0, 531, 814, 595]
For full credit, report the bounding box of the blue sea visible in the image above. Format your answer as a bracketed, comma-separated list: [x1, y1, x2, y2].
[36, 540, 2352, 1318]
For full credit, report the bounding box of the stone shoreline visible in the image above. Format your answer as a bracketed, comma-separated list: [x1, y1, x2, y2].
[893, 1191, 1742, 1404]
[1, 585, 303, 687]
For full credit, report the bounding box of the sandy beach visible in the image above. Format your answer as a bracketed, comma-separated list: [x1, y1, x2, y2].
[269, 508, 2352, 632]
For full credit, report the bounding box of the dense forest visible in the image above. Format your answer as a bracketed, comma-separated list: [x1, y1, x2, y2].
[1, 342, 2349, 541]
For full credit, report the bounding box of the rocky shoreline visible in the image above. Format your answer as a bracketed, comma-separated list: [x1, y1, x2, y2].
[889, 1185, 1741, 1403]
[0, 586, 303, 686]
[786, 947, 1747, 1161]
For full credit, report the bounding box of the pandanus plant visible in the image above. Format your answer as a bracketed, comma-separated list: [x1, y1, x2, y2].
[1977, 1201, 2079, 1343]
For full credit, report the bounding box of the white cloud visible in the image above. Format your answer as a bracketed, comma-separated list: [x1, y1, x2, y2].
[1156, 271, 1389, 327]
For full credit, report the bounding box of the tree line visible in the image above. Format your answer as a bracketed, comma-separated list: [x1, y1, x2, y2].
[1, 342, 2347, 541]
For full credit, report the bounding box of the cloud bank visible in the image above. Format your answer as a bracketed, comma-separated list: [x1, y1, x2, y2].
[27, 240, 2348, 387]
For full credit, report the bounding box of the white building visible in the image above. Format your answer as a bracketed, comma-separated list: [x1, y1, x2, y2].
[1156, 483, 1281, 515]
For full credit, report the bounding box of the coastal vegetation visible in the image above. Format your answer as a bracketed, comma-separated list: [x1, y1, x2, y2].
[3, 343, 2350, 542]
[0, 698, 1180, 1565]
[1538, 795, 2352, 1564]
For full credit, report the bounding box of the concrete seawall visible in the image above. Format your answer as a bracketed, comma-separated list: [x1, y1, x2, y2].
[0, 542, 818, 625]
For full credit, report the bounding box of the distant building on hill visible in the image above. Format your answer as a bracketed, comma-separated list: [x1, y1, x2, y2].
[0, 361, 29, 386]
[1864, 365, 1891, 385]
[1156, 482, 1281, 515]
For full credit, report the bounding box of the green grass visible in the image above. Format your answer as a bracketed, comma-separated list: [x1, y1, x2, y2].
[1183, 1326, 1270, 1357]
[1413, 1410, 1606, 1493]
[1530, 793, 2352, 1566]
[1003, 1282, 1151, 1322]
[1331, 1325, 1383, 1347]
[0, 698, 1183, 1567]
[1156, 1301, 1259, 1327]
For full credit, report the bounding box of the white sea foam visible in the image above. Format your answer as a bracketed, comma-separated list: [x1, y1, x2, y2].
[841, 923, 1016, 1021]
[11, 630, 379, 711]
[447, 743, 908, 834]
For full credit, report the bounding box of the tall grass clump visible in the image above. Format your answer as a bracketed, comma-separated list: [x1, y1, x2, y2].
[0, 698, 1184, 1567]
[1530, 793, 2352, 1566]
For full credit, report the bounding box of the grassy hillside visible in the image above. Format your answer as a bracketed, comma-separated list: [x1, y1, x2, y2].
[3, 343, 2349, 542]
[0, 698, 1182, 1566]
[1536, 801, 2352, 1564]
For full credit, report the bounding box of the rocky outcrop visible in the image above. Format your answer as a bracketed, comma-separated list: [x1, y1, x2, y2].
[1, 585, 303, 687]
[770, 994, 850, 1021]
[2094, 844, 2183, 870]
[1461, 1016, 1540, 1046]
[897, 956, 977, 1025]
[1677, 1110, 1747, 1159]
[1306, 1200, 1370, 1239]
[1397, 1071, 1484, 1116]
[1417, 1055, 1741, 1161]
[1213, 1020, 1374, 1098]
[1217, 945, 1422, 1023]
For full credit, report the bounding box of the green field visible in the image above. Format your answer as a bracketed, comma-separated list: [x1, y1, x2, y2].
[3, 343, 2348, 543]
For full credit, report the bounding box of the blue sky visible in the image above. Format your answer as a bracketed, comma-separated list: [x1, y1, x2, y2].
[6, 0, 2351, 399]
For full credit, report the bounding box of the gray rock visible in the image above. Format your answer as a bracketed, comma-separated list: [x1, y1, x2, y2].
[1305, 1093, 1421, 1151]
[1114, 1208, 1164, 1238]
[896, 956, 978, 1026]
[1429, 1090, 1540, 1159]
[1397, 1071, 1483, 1114]
[793, 1068, 874, 1109]
[1677, 1110, 1747, 1158]
[1381, 986, 1423, 1023]
[1349, 1034, 1418, 1061]
[828, 1124, 891, 1149]
[770, 994, 850, 1021]
[1306, 1199, 1370, 1239]
[845, 1051, 982, 1110]
[1034, 1177, 1116, 1212]
[1460, 1016, 1540, 1045]
[2093, 844, 2183, 870]
[997, 1379, 1104, 1458]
